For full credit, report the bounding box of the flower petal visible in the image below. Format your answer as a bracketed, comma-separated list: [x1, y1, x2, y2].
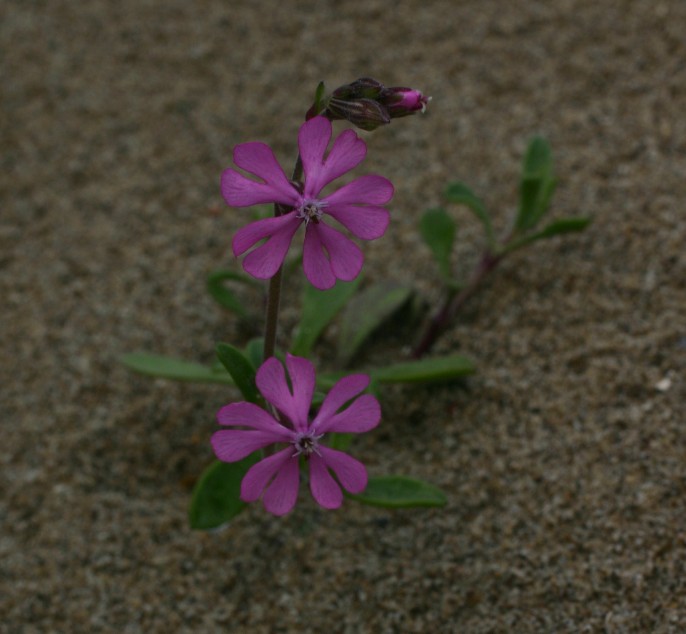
[233, 142, 298, 204]
[240, 447, 292, 502]
[232, 213, 300, 257]
[308, 454, 343, 509]
[211, 429, 280, 462]
[326, 204, 390, 240]
[256, 357, 301, 424]
[323, 175, 394, 206]
[315, 222, 363, 282]
[221, 169, 288, 208]
[302, 223, 336, 290]
[285, 354, 316, 432]
[314, 394, 380, 434]
[298, 116, 332, 194]
[216, 402, 292, 437]
[311, 374, 370, 429]
[238, 215, 301, 280]
[262, 454, 300, 515]
[307, 128, 367, 195]
[319, 446, 368, 494]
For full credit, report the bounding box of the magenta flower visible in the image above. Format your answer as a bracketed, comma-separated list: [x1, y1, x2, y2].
[384, 87, 431, 117]
[221, 116, 394, 290]
[211, 354, 381, 516]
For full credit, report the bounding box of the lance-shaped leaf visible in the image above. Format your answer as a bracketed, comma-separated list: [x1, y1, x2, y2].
[291, 278, 361, 357]
[533, 216, 591, 238]
[420, 208, 456, 282]
[341, 283, 413, 356]
[317, 355, 475, 391]
[504, 216, 592, 253]
[444, 182, 495, 245]
[216, 343, 259, 403]
[189, 455, 261, 530]
[338, 283, 413, 365]
[243, 338, 264, 370]
[371, 355, 475, 384]
[350, 476, 447, 508]
[206, 270, 261, 318]
[516, 136, 556, 231]
[121, 352, 233, 384]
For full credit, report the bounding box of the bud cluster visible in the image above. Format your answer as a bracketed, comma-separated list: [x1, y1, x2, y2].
[306, 77, 430, 131]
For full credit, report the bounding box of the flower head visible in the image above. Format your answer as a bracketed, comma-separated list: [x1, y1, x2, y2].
[221, 116, 394, 290]
[211, 354, 381, 516]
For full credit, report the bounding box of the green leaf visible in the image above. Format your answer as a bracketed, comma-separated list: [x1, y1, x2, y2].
[420, 208, 456, 281]
[291, 278, 361, 357]
[121, 352, 233, 384]
[189, 456, 260, 530]
[317, 356, 475, 391]
[216, 343, 259, 403]
[516, 136, 556, 231]
[371, 355, 475, 384]
[535, 216, 592, 238]
[444, 182, 495, 245]
[313, 80, 326, 112]
[338, 283, 413, 365]
[504, 216, 592, 253]
[206, 270, 261, 317]
[350, 476, 447, 508]
[244, 338, 264, 370]
[328, 433, 353, 451]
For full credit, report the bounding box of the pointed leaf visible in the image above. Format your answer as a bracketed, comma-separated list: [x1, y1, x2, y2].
[338, 283, 413, 365]
[444, 182, 494, 244]
[207, 270, 261, 317]
[504, 216, 592, 253]
[350, 476, 447, 508]
[291, 278, 361, 356]
[244, 338, 264, 370]
[189, 455, 261, 530]
[313, 80, 326, 112]
[216, 343, 259, 403]
[371, 355, 475, 384]
[535, 216, 592, 238]
[420, 208, 456, 281]
[516, 136, 555, 231]
[121, 352, 233, 384]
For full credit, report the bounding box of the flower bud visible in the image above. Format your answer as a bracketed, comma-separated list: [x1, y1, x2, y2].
[325, 97, 390, 131]
[332, 77, 385, 101]
[381, 87, 430, 117]
[311, 77, 429, 131]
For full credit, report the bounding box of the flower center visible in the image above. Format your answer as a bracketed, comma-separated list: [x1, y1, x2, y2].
[292, 431, 323, 458]
[296, 198, 327, 225]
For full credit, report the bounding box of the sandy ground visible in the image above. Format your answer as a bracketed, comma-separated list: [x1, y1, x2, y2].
[2, 0, 686, 632]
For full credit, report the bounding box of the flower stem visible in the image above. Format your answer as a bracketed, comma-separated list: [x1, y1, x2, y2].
[412, 249, 502, 358]
[263, 266, 283, 361]
[262, 155, 304, 362]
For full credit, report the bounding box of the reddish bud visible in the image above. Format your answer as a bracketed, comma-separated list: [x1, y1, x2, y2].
[382, 87, 430, 117]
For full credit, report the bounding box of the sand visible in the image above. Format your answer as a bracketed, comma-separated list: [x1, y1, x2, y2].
[2, 0, 685, 631]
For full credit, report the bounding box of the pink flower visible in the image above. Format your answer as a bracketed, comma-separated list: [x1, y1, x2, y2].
[211, 354, 381, 516]
[221, 116, 394, 290]
[384, 87, 431, 117]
